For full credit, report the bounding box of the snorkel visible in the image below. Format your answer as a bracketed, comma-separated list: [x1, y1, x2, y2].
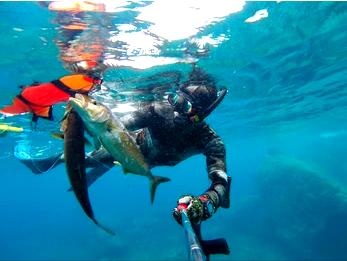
[193, 87, 228, 122]
[168, 86, 228, 124]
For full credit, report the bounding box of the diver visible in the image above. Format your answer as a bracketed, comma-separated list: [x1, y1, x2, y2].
[14, 66, 231, 225]
[120, 66, 230, 225]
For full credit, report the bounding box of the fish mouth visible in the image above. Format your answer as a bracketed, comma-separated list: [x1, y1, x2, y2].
[69, 94, 94, 121]
[69, 94, 108, 123]
[69, 93, 88, 109]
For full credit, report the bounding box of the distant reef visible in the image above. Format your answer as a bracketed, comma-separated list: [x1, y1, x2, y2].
[253, 155, 347, 260]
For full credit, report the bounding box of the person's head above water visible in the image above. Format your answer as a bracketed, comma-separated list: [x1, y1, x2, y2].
[168, 66, 227, 123]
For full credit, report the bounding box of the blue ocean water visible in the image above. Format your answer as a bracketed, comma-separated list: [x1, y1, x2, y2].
[0, 1, 347, 260]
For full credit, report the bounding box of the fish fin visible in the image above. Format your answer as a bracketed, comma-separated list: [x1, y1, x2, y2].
[150, 175, 171, 204]
[51, 132, 64, 140]
[92, 218, 116, 236]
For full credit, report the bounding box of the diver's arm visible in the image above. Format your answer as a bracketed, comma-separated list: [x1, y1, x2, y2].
[197, 124, 231, 210]
[120, 103, 152, 131]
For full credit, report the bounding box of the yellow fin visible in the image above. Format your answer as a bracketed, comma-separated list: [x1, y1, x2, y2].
[0, 124, 24, 133]
[51, 132, 64, 140]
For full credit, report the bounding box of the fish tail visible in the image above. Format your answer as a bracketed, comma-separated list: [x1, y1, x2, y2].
[92, 218, 116, 236]
[150, 175, 171, 204]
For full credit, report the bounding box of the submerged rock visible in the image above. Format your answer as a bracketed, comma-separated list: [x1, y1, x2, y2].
[255, 155, 347, 259]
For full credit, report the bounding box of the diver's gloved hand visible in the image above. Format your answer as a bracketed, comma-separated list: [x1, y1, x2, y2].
[173, 194, 216, 225]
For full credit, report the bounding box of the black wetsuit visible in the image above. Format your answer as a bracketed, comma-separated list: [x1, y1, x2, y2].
[121, 102, 231, 210]
[18, 101, 231, 210]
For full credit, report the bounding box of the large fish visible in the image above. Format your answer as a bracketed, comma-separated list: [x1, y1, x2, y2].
[63, 108, 114, 235]
[69, 94, 170, 203]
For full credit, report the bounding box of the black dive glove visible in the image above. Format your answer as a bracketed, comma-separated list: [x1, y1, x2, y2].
[173, 194, 216, 225]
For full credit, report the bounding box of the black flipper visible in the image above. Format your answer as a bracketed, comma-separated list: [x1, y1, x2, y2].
[193, 223, 230, 260]
[201, 238, 230, 257]
[18, 153, 63, 174]
[67, 163, 112, 191]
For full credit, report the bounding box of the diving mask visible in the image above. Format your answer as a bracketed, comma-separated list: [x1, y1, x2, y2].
[168, 93, 193, 115]
[169, 85, 228, 123]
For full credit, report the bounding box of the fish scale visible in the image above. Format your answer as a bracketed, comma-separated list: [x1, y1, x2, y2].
[69, 94, 170, 203]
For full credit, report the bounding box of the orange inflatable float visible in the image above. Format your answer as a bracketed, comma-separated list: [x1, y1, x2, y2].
[0, 74, 102, 121]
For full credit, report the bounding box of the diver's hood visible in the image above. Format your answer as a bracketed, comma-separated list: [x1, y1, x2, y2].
[180, 86, 228, 122]
[197, 87, 227, 120]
